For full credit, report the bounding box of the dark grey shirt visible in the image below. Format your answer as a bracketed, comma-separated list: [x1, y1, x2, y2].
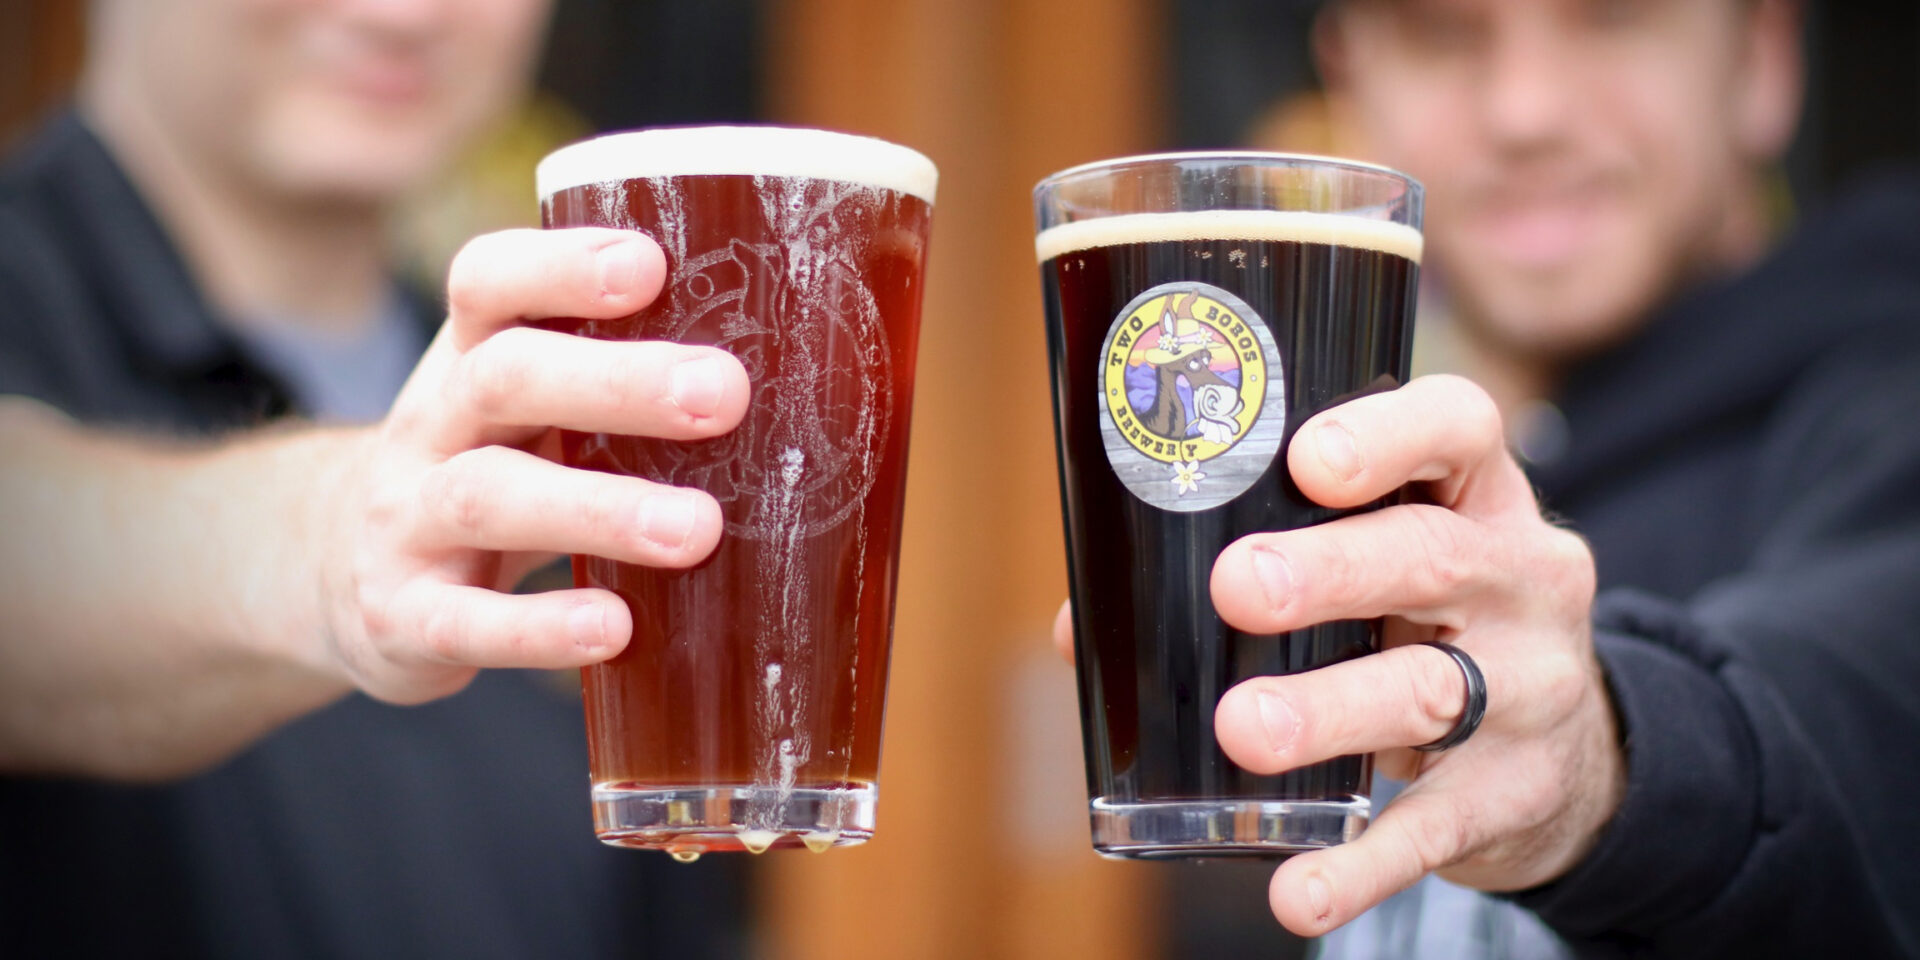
[0, 113, 751, 960]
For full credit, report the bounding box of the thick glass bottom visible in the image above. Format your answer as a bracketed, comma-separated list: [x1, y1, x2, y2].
[592, 782, 875, 862]
[1090, 795, 1370, 859]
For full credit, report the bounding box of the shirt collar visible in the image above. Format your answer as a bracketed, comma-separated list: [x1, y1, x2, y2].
[27, 112, 235, 376]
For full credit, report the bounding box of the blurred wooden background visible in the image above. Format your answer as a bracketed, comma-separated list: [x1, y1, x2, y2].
[0, 0, 85, 151]
[760, 0, 1159, 956]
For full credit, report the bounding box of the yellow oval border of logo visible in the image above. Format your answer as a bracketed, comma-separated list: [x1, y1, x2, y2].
[1101, 291, 1269, 465]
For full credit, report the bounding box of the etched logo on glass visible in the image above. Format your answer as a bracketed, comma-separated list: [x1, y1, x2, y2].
[581, 179, 896, 541]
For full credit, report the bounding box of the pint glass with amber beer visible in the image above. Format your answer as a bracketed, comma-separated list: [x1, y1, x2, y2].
[1034, 154, 1421, 857]
[538, 127, 936, 860]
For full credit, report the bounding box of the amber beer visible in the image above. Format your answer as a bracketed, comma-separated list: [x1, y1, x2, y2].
[1035, 155, 1422, 857]
[538, 127, 935, 859]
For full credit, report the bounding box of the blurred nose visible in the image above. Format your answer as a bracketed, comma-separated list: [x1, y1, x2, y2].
[334, 0, 446, 36]
[1476, 14, 1577, 152]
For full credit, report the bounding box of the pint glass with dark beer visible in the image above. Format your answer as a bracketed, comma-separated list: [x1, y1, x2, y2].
[537, 127, 936, 860]
[1034, 154, 1421, 857]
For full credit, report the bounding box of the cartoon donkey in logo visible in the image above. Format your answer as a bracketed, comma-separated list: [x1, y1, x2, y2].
[1138, 292, 1245, 445]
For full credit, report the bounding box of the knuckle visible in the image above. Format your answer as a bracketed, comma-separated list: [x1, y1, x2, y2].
[456, 339, 532, 421]
[582, 479, 639, 552]
[1507, 765, 1564, 828]
[1311, 534, 1363, 611]
[1436, 375, 1505, 445]
[360, 484, 407, 538]
[1400, 505, 1478, 604]
[1544, 527, 1598, 610]
[600, 350, 655, 421]
[419, 600, 467, 661]
[353, 576, 397, 643]
[421, 451, 498, 538]
[1404, 803, 1474, 874]
[445, 234, 502, 317]
[1533, 653, 1591, 718]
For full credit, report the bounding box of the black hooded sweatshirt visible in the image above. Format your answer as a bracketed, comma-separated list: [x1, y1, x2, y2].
[1504, 174, 1920, 957]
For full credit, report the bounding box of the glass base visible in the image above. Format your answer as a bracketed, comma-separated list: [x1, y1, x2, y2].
[1089, 795, 1370, 859]
[591, 782, 875, 861]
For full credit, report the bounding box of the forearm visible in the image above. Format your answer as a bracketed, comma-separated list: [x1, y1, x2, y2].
[1518, 339, 1920, 954]
[0, 397, 360, 780]
[1517, 576, 1919, 957]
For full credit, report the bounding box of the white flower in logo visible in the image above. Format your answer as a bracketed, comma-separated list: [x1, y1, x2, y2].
[1170, 460, 1206, 496]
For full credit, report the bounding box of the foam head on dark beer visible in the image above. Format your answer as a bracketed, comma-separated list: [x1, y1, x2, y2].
[1034, 210, 1423, 265]
[537, 126, 939, 205]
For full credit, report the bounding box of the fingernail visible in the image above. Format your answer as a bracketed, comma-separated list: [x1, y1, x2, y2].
[1250, 546, 1294, 611]
[1255, 690, 1299, 754]
[638, 493, 698, 549]
[569, 603, 606, 648]
[1306, 875, 1332, 922]
[1316, 421, 1362, 482]
[596, 239, 645, 296]
[669, 356, 729, 418]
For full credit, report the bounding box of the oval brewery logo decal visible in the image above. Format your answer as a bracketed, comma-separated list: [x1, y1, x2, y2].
[1099, 282, 1284, 511]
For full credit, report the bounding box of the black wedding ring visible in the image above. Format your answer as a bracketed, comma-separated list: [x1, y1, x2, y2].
[1413, 640, 1488, 752]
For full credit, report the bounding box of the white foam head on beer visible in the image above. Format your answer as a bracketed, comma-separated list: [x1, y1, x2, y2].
[537, 126, 938, 205]
[1034, 210, 1423, 264]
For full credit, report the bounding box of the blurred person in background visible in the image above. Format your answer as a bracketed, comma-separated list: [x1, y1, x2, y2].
[0, 0, 753, 956]
[1101, 0, 1920, 955]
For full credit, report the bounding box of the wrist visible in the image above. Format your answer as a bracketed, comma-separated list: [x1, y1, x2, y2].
[198, 424, 369, 695]
[1508, 622, 1759, 937]
[0, 412, 361, 776]
[311, 425, 383, 688]
[1563, 652, 1630, 873]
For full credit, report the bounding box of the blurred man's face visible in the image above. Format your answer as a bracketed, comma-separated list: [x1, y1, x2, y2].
[1322, 0, 1800, 361]
[108, 0, 553, 202]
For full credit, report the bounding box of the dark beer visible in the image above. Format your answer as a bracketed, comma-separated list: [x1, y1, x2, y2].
[539, 128, 935, 858]
[1038, 209, 1419, 857]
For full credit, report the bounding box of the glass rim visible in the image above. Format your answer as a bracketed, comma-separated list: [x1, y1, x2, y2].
[536, 124, 939, 205]
[1033, 149, 1421, 199]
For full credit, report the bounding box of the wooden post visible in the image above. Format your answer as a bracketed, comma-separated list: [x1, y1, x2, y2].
[762, 0, 1163, 957]
[0, 0, 86, 148]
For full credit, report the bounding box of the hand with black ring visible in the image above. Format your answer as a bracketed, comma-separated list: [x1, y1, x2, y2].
[1052, 374, 1622, 936]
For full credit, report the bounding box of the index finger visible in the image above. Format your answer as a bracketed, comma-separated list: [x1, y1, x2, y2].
[444, 228, 667, 350]
[1288, 374, 1532, 518]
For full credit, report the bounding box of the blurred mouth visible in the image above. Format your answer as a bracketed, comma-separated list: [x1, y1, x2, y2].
[300, 28, 435, 107]
[330, 58, 432, 106]
[1457, 182, 1620, 271]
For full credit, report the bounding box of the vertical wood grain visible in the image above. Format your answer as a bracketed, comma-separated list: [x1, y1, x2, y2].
[0, 0, 86, 148]
[763, 0, 1165, 957]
